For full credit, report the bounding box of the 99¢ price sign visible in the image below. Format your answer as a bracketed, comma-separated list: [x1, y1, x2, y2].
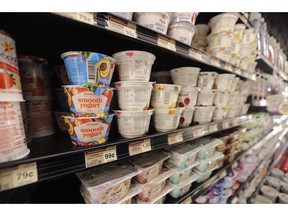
[85, 146, 117, 168]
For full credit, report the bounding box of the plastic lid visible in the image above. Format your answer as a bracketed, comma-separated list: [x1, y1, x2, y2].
[197, 152, 225, 165]
[130, 151, 170, 169]
[168, 172, 199, 189]
[164, 160, 200, 174]
[167, 142, 203, 156]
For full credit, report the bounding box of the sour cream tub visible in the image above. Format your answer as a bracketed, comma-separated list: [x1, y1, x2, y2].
[0, 29, 24, 101]
[63, 114, 114, 146]
[214, 73, 235, 92]
[179, 107, 195, 127]
[170, 67, 200, 87]
[151, 84, 182, 109]
[114, 81, 153, 111]
[196, 89, 215, 106]
[114, 109, 153, 138]
[167, 22, 197, 45]
[193, 106, 215, 124]
[197, 72, 218, 90]
[134, 12, 172, 35]
[112, 50, 156, 82]
[177, 86, 199, 108]
[153, 107, 183, 132]
[0, 102, 30, 163]
[208, 13, 238, 34]
[171, 12, 198, 24]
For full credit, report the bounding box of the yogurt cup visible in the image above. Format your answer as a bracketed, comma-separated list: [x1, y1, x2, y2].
[61, 51, 116, 86]
[213, 91, 230, 107]
[54, 111, 71, 133]
[208, 13, 238, 34]
[167, 22, 197, 45]
[134, 12, 172, 35]
[20, 102, 32, 144]
[208, 48, 232, 63]
[196, 89, 215, 106]
[170, 67, 201, 87]
[110, 12, 134, 20]
[260, 185, 279, 203]
[214, 73, 236, 92]
[151, 84, 182, 109]
[114, 81, 153, 111]
[114, 109, 153, 138]
[193, 106, 215, 124]
[171, 12, 199, 24]
[232, 24, 246, 40]
[230, 77, 240, 92]
[207, 32, 232, 49]
[63, 114, 114, 146]
[239, 45, 253, 57]
[179, 107, 195, 127]
[241, 28, 257, 45]
[55, 88, 70, 112]
[63, 85, 114, 117]
[177, 86, 199, 108]
[197, 72, 218, 90]
[153, 107, 183, 132]
[213, 106, 229, 121]
[112, 50, 156, 82]
[195, 24, 210, 38]
[279, 193, 288, 204]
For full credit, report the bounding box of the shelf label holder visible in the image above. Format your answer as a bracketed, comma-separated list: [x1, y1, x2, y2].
[85, 146, 117, 168]
[129, 139, 151, 156]
[107, 14, 137, 38]
[168, 132, 183, 145]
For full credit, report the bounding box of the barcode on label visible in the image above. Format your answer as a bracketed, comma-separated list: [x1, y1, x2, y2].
[86, 159, 102, 167]
[164, 92, 170, 105]
[168, 132, 183, 145]
[129, 139, 151, 156]
[87, 62, 96, 82]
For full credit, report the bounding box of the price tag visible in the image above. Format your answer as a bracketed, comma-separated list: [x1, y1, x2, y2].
[129, 139, 151, 156]
[189, 49, 202, 60]
[76, 12, 94, 25]
[168, 132, 183, 145]
[157, 35, 176, 51]
[85, 146, 117, 168]
[232, 162, 238, 169]
[192, 127, 204, 138]
[0, 162, 38, 192]
[225, 63, 233, 71]
[222, 120, 230, 129]
[211, 57, 221, 67]
[219, 170, 227, 179]
[107, 15, 137, 38]
[209, 123, 218, 133]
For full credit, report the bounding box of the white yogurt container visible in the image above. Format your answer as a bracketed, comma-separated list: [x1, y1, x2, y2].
[193, 106, 215, 124]
[170, 67, 201, 87]
[207, 32, 232, 49]
[196, 138, 224, 160]
[164, 160, 199, 184]
[213, 91, 230, 107]
[239, 45, 253, 57]
[179, 107, 195, 127]
[112, 50, 156, 81]
[168, 22, 197, 45]
[213, 106, 229, 121]
[171, 12, 199, 24]
[153, 107, 183, 132]
[151, 84, 182, 109]
[114, 109, 153, 138]
[230, 77, 240, 92]
[241, 28, 257, 44]
[195, 24, 210, 38]
[130, 151, 170, 184]
[177, 86, 199, 108]
[195, 152, 225, 173]
[197, 71, 218, 90]
[260, 185, 279, 203]
[226, 105, 240, 118]
[214, 73, 235, 92]
[114, 81, 153, 111]
[271, 168, 284, 179]
[196, 89, 215, 106]
[232, 23, 246, 40]
[231, 40, 241, 54]
[208, 13, 238, 34]
[166, 142, 203, 169]
[279, 193, 288, 204]
[266, 176, 282, 191]
[134, 12, 172, 35]
[168, 172, 199, 198]
[239, 104, 250, 115]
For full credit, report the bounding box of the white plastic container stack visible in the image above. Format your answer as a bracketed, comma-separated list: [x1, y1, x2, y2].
[191, 24, 210, 51]
[113, 50, 156, 138]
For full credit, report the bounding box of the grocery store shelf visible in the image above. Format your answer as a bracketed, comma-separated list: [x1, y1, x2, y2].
[0, 115, 252, 193]
[256, 53, 274, 74]
[238, 13, 253, 29]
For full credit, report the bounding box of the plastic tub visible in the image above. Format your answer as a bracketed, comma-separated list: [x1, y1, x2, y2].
[63, 85, 114, 117]
[207, 32, 232, 49]
[231, 40, 241, 54]
[153, 107, 183, 132]
[195, 152, 225, 173]
[179, 107, 195, 127]
[168, 172, 199, 198]
[214, 73, 235, 92]
[196, 89, 215, 106]
[164, 160, 199, 184]
[170, 67, 201, 87]
[77, 164, 141, 204]
[112, 50, 156, 82]
[151, 84, 182, 109]
[166, 142, 203, 169]
[136, 168, 173, 202]
[260, 185, 279, 203]
[241, 28, 257, 44]
[271, 168, 284, 179]
[130, 151, 170, 184]
[208, 13, 238, 34]
[240, 104, 250, 115]
[54, 111, 70, 133]
[54, 65, 71, 85]
[171, 12, 198, 24]
[266, 176, 282, 191]
[177, 86, 199, 108]
[55, 88, 70, 112]
[213, 91, 230, 107]
[114, 109, 153, 138]
[63, 114, 114, 146]
[61, 51, 116, 86]
[197, 72, 218, 90]
[213, 106, 228, 121]
[197, 138, 224, 160]
[134, 12, 172, 35]
[195, 24, 210, 38]
[193, 106, 215, 124]
[279, 193, 288, 204]
[232, 23, 246, 40]
[110, 12, 134, 20]
[167, 22, 197, 45]
[114, 81, 153, 111]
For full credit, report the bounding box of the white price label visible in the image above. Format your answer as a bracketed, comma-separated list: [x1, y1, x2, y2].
[76, 12, 94, 25]
[211, 57, 221, 67]
[222, 120, 230, 129]
[168, 132, 183, 145]
[192, 127, 204, 138]
[189, 49, 202, 60]
[107, 16, 137, 38]
[219, 170, 227, 179]
[0, 162, 38, 192]
[85, 146, 117, 168]
[157, 35, 176, 51]
[225, 63, 233, 71]
[232, 162, 238, 169]
[129, 139, 151, 156]
[209, 123, 218, 133]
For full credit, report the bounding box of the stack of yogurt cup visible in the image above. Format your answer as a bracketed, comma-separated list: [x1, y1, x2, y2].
[112, 50, 156, 138]
[167, 12, 199, 45]
[61, 51, 116, 146]
[230, 24, 246, 66]
[191, 24, 210, 51]
[0, 29, 30, 163]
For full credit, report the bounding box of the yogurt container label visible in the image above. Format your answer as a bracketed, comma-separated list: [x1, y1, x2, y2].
[118, 60, 151, 81]
[75, 122, 108, 142]
[118, 116, 150, 133]
[155, 113, 179, 129]
[73, 92, 107, 113]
